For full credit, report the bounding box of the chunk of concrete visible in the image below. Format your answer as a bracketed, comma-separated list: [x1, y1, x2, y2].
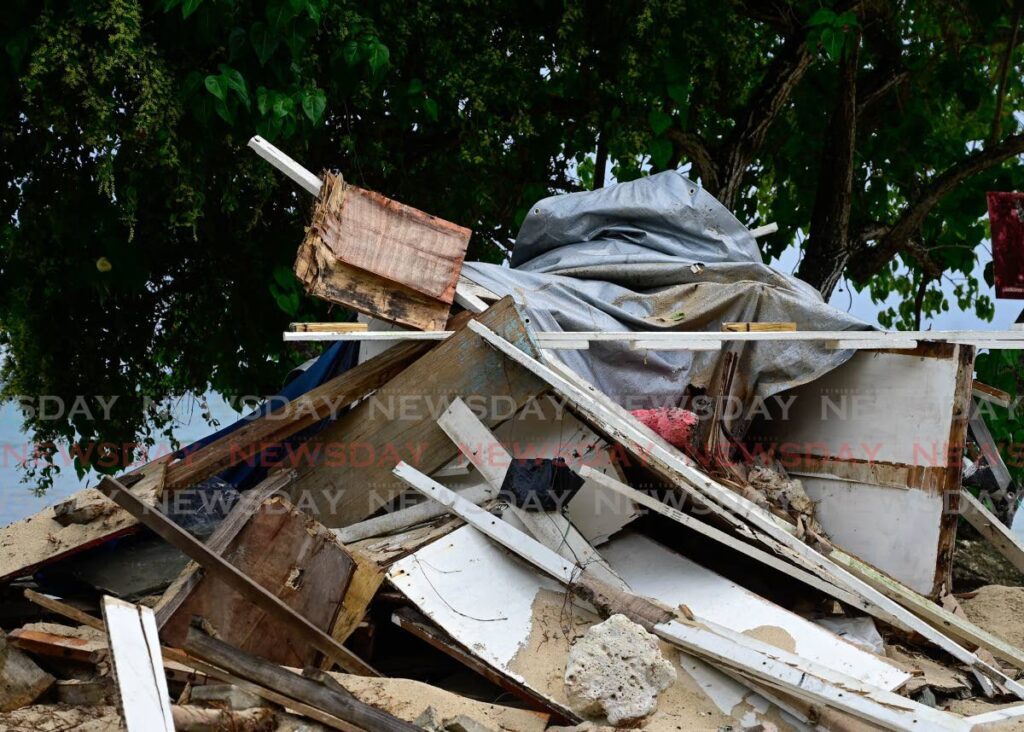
[564, 614, 676, 727]
[0, 630, 55, 712]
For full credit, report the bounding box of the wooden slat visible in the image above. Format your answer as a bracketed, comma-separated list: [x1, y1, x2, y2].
[102, 597, 175, 732]
[164, 340, 433, 489]
[319, 550, 384, 669]
[721, 322, 796, 332]
[960, 491, 1024, 575]
[8, 629, 104, 664]
[281, 297, 548, 526]
[184, 626, 418, 732]
[160, 497, 356, 667]
[289, 322, 369, 333]
[973, 379, 1013, 408]
[94, 476, 378, 676]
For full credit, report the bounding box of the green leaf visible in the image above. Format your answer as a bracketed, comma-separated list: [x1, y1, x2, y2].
[219, 65, 249, 107]
[807, 8, 837, 27]
[423, 97, 438, 121]
[648, 138, 673, 169]
[341, 40, 359, 67]
[367, 40, 390, 74]
[181, 0, 203, 18]
[266, 0, 296, 31]
[272, 265, 295, 287]
[214, 98, 235, 125]
[301, 89, 326, 124]
[648, 109, 673, 135]
[250, 22, 279, 66]
[667, 83, 689, 105]
[272, 94, 295, 119]
[204, 74, 227, 101]
[256, 86, 271, 116]
[289, 0, 307, 13]
[407, 78, 424, 96]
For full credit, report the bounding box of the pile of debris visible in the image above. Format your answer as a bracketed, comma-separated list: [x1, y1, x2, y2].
[2, 137, 1024, 731]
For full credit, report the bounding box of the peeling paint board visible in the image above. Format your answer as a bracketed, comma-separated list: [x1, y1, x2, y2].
[102, 597, 174, 732]
[387, 525, 576, 719]
[388, 526, 795, 730]
[801, 476, 943, 596]
[601, 533, 910, 692]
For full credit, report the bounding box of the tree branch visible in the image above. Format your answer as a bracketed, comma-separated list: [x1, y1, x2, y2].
[849, 133, 1024, 281]
[990, 3, 1022, 146]
[716, 35, 814, 208]
[665, 128, 720, 191]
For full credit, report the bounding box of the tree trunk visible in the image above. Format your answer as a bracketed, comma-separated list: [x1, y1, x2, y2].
[797, 37, 860, 300]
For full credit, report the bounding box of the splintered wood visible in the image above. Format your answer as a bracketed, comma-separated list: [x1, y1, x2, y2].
[295, 172, 471, 331]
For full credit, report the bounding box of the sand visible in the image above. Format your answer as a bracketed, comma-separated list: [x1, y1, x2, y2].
[960, 585, 1024, 650]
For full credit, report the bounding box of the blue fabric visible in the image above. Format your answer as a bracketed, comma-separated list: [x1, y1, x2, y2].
[175, 340, 360, 489]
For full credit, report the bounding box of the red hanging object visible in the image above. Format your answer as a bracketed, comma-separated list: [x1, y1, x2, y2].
[988, 191, 1024, 299]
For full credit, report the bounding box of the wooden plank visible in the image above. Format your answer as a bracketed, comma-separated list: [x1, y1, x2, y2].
[290, 322, 369, 332]
[391, 466, 968, 731]
[281, 328, 1024, 344]
[23, 589, 105, 631]
[295, 172, 469, 330]
[184, 626, 418, 732]
[102, 597, 175, 732]
[160, 496, 356, 667]
[973, 379, 1013, 408]
[722, 321, 796, 332]
[969, 401, 1014, 491]
[165, 340, 432, 489]
[961, 491, 1024, 575]
[829, 550, 1024, 671]
[94, 476, 378, 676]
[467, 321, 1024, 697]
[248, 135, 322, 194]
[168, 647, 359, 731]
[8, 628, 104, 664]
[826, 338, 918, 350]
[629, 338, 723, 351]
[749, 222, 779, 238]
[0, 460, 166, 582]
[281, 297, 548, 526]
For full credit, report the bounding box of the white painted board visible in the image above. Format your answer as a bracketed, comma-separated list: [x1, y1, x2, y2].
[102, 596, 174, 732]
[600, 533, 910, 691]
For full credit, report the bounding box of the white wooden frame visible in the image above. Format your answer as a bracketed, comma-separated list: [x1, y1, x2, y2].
[465, 318, 1024, 698]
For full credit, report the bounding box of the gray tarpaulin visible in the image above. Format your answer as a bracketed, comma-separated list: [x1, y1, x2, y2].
[462, 170, 871, 437]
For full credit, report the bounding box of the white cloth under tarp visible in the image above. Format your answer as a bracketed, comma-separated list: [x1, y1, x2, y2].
[462, 171, 871, 437]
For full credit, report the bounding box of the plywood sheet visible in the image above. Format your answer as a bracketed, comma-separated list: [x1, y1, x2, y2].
[284, 297, 547, 526]
[160, 497, 354, 667]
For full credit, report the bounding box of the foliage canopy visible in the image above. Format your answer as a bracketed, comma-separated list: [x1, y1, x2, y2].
[0, 0, 1022, 488]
